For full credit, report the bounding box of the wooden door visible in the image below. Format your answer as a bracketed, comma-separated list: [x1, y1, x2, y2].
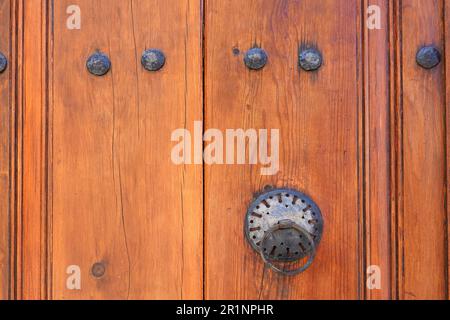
[1, 0, 450, 300]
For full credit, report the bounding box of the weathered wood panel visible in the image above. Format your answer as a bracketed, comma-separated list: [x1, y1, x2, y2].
[398, 0, 447, 300]
[17, 0, 49, 300]
[445, 0, 450, 301]
[363, 0, 392, 300]
[7, 0, 450, 300]
[0, 0, 12, 300]
[50, 0, 203, 299]
[205, 0, 363, 299]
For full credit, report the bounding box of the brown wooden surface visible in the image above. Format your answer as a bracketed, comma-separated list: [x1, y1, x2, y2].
[445, 0, 450, 301]
[205, 0, 362, 299]
[363, 0, 392, 300]
[2, 0, 450, 300]
[0, 0, 11, 300]
[50, 0, 203, 299]
[398, 0, 447, 300]
[16, 0, 49, 300]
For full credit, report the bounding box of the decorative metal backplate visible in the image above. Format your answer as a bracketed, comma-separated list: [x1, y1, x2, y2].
[245, 188, 324, 263]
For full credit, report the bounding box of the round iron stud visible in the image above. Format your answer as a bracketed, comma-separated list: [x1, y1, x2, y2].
[244, 48, 268, 70]
[0, 52, 7, 74]
[299, 48, 323, 71]
[141, 49, 166, 72]
[91, 262, 106, 278]
[416, 46, 441, 69]
[86, 52, 111, 76]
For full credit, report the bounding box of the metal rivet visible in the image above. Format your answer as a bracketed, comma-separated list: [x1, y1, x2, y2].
[91, 262, 106, 278]
[86, 52, 111, 76]
[141, 49, 166, 72]
[299, 48, 323, 71]
[416, 46, 441, 69]
[244, 48, 268, 70]
[0, 52, 7, 74]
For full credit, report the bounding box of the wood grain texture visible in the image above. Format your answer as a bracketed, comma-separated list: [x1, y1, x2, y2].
[16, 0, 49, 300]
[391, 0, 402, 300]
[399, 0, 447, 300]
[363, 0, 392, 300]
[0, 0, 12, 300]
[205, 0, 362, 299]
[50, 0, 203, 299]
[444, 0, 450, 301]
[9, 0, 450, 300]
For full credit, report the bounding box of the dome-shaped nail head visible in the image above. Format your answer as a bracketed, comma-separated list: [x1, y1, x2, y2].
[299, 48, 323, 71]
[244, 48, 268, 70]
[416, 46, 441, 69]
[86, 52, 111, 76]
[142, 49, 166, 72]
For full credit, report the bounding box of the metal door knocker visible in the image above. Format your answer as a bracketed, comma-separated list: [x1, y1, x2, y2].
[245, 188, 324, 276]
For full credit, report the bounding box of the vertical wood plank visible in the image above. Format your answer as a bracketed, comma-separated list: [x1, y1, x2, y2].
[444, 0, 450, 301]
[19, 0, 49, 300]
[391, 0, 402, 300]
[363, 0, 392, 300]
[400, 0, 447, 300]
[0, 0, 12, 300]
[50, 0, 203, 299]
[205, 0, 362, 299]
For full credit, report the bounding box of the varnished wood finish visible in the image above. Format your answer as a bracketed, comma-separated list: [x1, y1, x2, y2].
[445, 0, 450, 301]
[0, 0, 12, 300]
[49, 0, 203, 299]
[16, 0, 49, 300]
[363, 0, 392, 300]
[205, 0, 362, 299]
[398, 0, 447, 300]
[2, 0, 450, 300]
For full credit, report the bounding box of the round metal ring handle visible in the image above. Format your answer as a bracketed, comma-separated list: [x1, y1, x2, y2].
[244, 188, 323, 276]
[259, 222, 316, 276]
